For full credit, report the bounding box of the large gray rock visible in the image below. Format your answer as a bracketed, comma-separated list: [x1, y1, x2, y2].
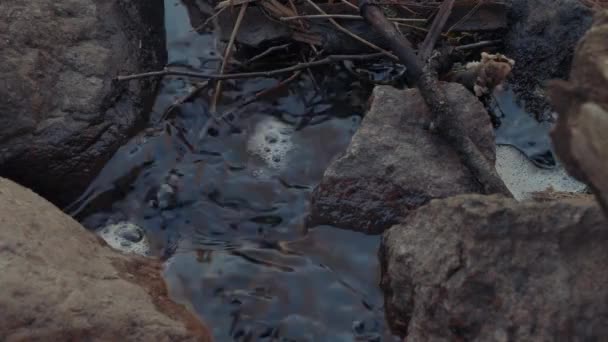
[308, 83, 495, 234]
[505, 0, 593, 120]
[0, 177, 212, 341]
[0, 0, 166, 206]
[381, 194, 608, 341]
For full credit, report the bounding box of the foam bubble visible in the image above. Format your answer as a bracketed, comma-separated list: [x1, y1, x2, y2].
[496, 145, 587, 200]
[98, 222, 151, 256]
[247, 117, 294, 170]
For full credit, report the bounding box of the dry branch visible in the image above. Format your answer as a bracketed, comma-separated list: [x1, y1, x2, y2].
[117, 53, 387, 82]
[359, 0, 512, 196]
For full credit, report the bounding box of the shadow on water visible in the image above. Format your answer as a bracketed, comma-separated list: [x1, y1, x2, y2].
[69, 0, 396, 340]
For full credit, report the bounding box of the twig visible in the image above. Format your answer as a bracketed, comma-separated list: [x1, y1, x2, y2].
[280, 14, 427, 23]
[160, 81, 210, 121]
[418, 0, 454, 61]
[359, 0, 512, 196]
[211, 3, 249, 113]
[454, 39, 501, 51]
[117, 53, 387, 82]
[191, 6, 228, 32]
[242, 43, 291, 66]
[215, 0, 257, 10]
[340, 0, 360, 11]
[301, 0, 398, 60]
[198, 70, 304, 142]
[446, 0, 483, 34]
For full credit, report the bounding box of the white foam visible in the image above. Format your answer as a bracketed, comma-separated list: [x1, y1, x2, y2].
[496, 145, 587, 200]
[97, 222, 151, 256]
[247, 116, 294, 171]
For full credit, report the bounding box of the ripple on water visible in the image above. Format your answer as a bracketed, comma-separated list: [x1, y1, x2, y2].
[70, 0, 394, 340]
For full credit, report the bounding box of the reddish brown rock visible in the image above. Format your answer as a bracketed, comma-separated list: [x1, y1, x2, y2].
[0, 177, 212, 341]
[381, 194, 608, 341]
[308, 83, 495, 234]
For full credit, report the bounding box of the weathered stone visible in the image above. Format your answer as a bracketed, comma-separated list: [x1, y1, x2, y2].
[0, 0, 166, 206]
[0, 177, 211, 341]
[549, 9, 608, 215]
[504, 0, 593, 120]
[381, 194, 608, 341]
[308, 83, 495, 234]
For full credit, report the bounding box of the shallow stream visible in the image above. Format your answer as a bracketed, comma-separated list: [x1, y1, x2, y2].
[69, 1, 395, 340]
[66, 1, 571, 340]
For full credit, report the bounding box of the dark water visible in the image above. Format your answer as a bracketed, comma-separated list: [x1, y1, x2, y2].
[70, 1, 394, 340]
[491, 85, 556, 169]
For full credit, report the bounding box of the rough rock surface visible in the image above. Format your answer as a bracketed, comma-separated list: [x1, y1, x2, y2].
[381, 194, 608, 341]
[0, 0, 166, 206]
[0, 178, 211, 341]
[505, 0, 593, 120]
[308, 83, 495, 234]
[549, 9, 608, 215]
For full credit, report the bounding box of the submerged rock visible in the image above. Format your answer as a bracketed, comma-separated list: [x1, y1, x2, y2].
[0, 0, 166, 206]
[504, 0, 593, 120]
[0, 177, 211, 340]
[381, 194, 608, 341]
[308, 83, 495, 234]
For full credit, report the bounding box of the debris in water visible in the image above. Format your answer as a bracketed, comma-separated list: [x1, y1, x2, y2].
[98, 222, 151, 256]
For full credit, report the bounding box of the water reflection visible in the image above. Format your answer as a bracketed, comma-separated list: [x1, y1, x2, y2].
[69, 0, 394, 340]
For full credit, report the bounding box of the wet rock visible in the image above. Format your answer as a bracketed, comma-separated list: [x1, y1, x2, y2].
[308, 83, 495, 234]
[0, 177, 211, 341]
[504, 0, 593, 120]
[549, 9, 608, 215]
[0, 0, 166, 206]
[381, 194, 608, 340]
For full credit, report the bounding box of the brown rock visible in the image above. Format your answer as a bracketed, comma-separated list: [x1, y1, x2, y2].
[0, 178, 212, 341]
[549, 9, 608, 215]
[381, 194, 608, 341]
[0, 0, 166, 206]
[308, 83, 495, 234]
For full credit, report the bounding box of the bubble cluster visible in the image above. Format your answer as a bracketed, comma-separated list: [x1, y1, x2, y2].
[98, 222, 150, 256]
[496, 145, 587, 200]
[247, 117, 294, 170]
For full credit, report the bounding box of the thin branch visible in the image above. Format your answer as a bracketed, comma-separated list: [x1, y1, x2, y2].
[301, 0, 398, 60]
[454, 39, 501, 51]
[418, 0, 455, 61]
[191, 6, 228, 32]
[211, 2, 249, 113]
[359, 0, 512, 196]
[280, 14, 426, 23]
[117, 53, 388, 82]
[160, 81, 210, 121]
[242, 43, 291, 66]
[340, 0, 360, 11]
[446, 0, 483, 34]
[215, 0, 257, 10]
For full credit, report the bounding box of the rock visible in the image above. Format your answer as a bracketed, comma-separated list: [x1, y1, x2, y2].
[0, 178, 211, 341]
[380, 194, 608, 341]
[549, 9, 608, 215]
[308, 83, 495, 234]
[0, 0, 166, 207]
[504, 0, 593, 120]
